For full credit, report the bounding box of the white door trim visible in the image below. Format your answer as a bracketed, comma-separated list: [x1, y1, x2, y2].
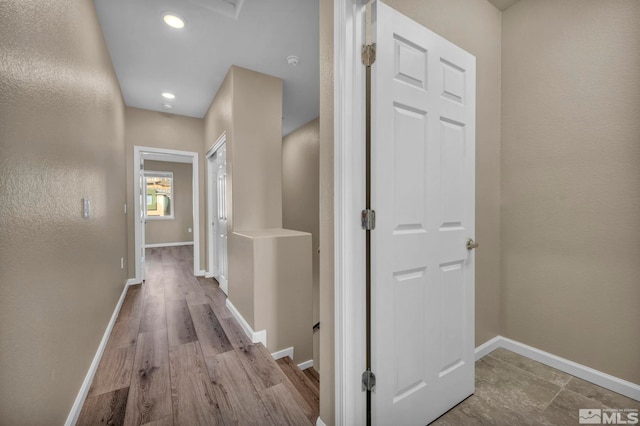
[206, 132, 226, 281]
[133, 145, 200, 281]
[334, 0, 367, 425]
[206, 131, 227, 159]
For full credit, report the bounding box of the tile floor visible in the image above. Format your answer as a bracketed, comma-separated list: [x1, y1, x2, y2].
[433, 348, 640, 425]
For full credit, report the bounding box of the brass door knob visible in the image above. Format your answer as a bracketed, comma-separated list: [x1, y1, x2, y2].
[466, 238, 479, 250]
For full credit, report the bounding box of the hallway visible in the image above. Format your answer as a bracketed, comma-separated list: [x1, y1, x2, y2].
[77, 246, 318, 425]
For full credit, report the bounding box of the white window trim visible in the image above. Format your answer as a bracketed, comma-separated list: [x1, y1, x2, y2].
[143, 170, 175, 220]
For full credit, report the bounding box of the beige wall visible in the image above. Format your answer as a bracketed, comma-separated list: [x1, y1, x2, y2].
[125, 107, 205, 273]
[282, 118, 321, 369]
[319, 0, 335, 422]
[234, 230, 314, 363]
[0, 0, 127, 422]
[144, 161, 193, 245]
[204, 66, 284, 310]
[232, 66, 283, 231]
[501, 0, 640, 384]
[205, 66, 316, 364]
[204, 66, 283, 235]
[230, 232, 256, 326]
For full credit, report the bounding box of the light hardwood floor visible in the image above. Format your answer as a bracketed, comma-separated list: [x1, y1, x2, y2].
[78, 246, 318, 426]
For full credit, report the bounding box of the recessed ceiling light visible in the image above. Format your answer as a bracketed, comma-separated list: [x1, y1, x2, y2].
[163, 104, 173, 109]
[163, 13, 185, 29]
[162, 92, 175, 100]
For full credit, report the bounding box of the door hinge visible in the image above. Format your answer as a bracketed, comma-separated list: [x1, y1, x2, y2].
[362, 43, 376, 66]
[361, 209, 376, 230]
[362, 369, 376, 392]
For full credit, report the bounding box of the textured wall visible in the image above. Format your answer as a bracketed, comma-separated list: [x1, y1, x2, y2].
[501, 0, 640, 384]
[231, 66, 284, 231]
[251, 230, 313, 363]
[282, 118, 320, 369]
[205, 66, 284, 320]
[125, 107, 205, 273]
[0, 0, 127, 422]
[144, 161, 193, 245]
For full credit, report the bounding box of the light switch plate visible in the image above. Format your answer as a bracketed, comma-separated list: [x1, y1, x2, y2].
[82, 198, 90, 218]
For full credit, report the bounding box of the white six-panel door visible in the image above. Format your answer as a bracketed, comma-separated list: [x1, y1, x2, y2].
[216, 144, 228, 295]
[208, 152, 219, 279]
[371, 2, 476, 424]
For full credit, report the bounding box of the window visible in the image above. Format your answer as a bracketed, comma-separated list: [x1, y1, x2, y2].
[144, 171, 174, 219]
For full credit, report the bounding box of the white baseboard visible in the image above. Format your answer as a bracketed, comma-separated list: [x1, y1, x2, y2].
[297, 359, 314, 371]
[65, 280, 131, 426]
[271, 347, 294, 361]
[126, 278, 142, 286]
[195, 269, 206, 277]
[316, 417, 327, 426]
[204, 272, 214, 278]
[144, 241, 193, 248]
[475, 335, 640, 402]
[225, 299, 267, 347]
[474, 335, 503, 361]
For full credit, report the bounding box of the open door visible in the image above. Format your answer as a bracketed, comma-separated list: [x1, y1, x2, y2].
[207, 151, 219, 280]
[139, 156, 146, 281]
[370, 2, 477, 424]
[210, 142, 228, 295]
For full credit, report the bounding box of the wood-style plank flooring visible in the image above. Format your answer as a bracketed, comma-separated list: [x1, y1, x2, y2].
[78, 246, 318, 426]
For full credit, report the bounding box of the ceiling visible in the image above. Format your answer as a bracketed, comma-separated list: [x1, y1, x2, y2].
[94, 0, 319, 136]
[487, 0, 521, 11]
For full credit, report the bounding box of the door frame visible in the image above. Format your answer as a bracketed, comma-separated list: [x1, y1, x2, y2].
[205, 132, 227, 289]
[133, 145, 201, 282]
[334, 0, 367, 425]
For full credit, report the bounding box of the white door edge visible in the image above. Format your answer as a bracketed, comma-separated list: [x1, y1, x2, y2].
[333, 0, 368, 425]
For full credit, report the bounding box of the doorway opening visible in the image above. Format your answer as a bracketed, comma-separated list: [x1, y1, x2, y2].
[206, 132, 228, 295]
[133, 146, 200, 283]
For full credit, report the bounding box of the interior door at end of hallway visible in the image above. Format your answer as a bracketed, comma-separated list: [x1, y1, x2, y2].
[370, 2, 477, 425]
[140, 157, 146, 281]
